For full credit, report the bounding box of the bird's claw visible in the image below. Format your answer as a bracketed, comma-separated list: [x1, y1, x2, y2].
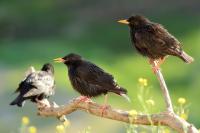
[100, 105, 111, 116]
[36, 99, 50, 110]
[148, 59, 161, 74]
[152, 65, 160, 74]
[76, 96, 92, 103]
[37, 102, 47, 110]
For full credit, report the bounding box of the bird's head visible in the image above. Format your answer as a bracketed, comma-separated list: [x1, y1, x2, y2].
[41, 63, 54, 74]
[118, 15, 149, 28]
[54, 53, 82, 66]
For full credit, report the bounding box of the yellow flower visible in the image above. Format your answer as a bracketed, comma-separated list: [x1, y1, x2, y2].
[178, 97, 186, 105]
[180, 113, 188, 120]
[162, 128, 170, 133]
[146, 99, 155, 106]
[28, 126, 37, 133]
[138, 78, 148, 87]
[56, 125, 65, 133]
[128, 109, 138, 118]
[138, 78, 144, 83]
[63, 120, 70, 127]
[22, 116, 30, 125]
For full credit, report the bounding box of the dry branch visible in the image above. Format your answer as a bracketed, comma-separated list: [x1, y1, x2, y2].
[38, 98, 198, 133]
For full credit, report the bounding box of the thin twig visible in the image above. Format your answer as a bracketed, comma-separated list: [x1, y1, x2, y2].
[151, 61, 174, 112]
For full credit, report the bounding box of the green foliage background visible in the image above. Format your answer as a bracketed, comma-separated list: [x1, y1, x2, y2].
[0, 0, 199, 132]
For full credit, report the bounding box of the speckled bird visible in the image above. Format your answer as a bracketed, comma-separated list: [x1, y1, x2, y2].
[118, 15, 194, 66]
[54, 53, 130, 104]
[10, 63, 55, 107]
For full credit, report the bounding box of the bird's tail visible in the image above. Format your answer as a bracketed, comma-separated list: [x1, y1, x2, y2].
[120, 93, 131, 102]
[10, 95, 25, 107]
[180, 51, 194, 64]
[113, 86, 131, 102]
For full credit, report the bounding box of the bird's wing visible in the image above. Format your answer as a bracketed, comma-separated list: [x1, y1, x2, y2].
[33, 72, 54, 88]
[23, 88, 42, 97]
[157, 24, 182, 55]
[149, 24, 182, 55]
[50, 81, 56, 95]
[77, 62, 117, 89]
[23, 71, 54, 97]
[14, 67, 36, 93]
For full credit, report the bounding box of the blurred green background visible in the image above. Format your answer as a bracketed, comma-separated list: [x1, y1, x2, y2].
[0, 0, 200, 132]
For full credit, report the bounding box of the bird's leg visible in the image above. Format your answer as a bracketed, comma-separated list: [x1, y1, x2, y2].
[41, 99, 51, 107]
[100, 94, 111, 116]
[157, 57, 166, 67]
[76, 96, 92, 103]
[36, 98, 50, 110]
[148, 58, 160, 74]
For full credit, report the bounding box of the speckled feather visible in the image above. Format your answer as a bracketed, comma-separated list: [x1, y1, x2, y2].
[10, 63, 55, 107]
[127, 15, 193, 63]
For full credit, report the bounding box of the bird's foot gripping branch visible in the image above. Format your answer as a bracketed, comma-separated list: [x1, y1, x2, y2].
[37, 98, 198, 133]
[36, 100, 68, 122]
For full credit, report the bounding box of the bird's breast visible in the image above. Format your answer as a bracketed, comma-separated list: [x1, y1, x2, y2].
[68, 67, 79, 87]
[130, 29, 137, 43]
[68, 67, 77, 77]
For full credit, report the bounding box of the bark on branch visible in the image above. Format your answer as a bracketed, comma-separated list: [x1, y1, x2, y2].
[38, 98, 198, 133]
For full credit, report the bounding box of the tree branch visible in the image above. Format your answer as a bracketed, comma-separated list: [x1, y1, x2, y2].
[38, 98, 198, 133]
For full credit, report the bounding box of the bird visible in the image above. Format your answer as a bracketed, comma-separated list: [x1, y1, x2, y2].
[54, 53, 130, 112]
[10, 63, 55, 107]
[118, 15, 194, 70]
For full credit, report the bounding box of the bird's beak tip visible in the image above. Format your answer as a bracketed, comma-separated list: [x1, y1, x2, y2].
[53, 58, 65, 63]
[117, 19, 129, 25]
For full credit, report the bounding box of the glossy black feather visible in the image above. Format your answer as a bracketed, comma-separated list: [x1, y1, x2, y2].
[62, 53, 127, 97]
[10, 63, 55, 107]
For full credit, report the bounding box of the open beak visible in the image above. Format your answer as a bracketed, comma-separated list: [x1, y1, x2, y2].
[54, 58, 65, 63]
[117, 19, 129, 25]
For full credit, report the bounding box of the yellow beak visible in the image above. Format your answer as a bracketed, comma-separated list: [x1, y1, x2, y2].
[117, 19, 129, 24]
[53, 58, 65, 63]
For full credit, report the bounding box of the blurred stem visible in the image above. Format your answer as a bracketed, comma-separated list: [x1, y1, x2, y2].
[19, 124, 26, 133]
[138, 86, 155, 132]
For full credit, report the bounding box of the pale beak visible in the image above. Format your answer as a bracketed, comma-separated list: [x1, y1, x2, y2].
[53, 58, 65, 63]
[117, 19, 129, 24]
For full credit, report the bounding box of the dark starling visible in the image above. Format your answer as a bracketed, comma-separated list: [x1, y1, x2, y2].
[54, 53, 130, 103]
[118, 15, 194, 65]
[10, 63, 55, 107]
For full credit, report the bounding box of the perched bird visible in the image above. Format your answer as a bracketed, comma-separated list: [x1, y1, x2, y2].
[54, 53, 130, 106]
[118, 15, 194, 69]
[10, 63, 55, 107]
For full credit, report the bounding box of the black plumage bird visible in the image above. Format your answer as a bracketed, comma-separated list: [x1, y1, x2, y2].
[10, 63, 55, 107]
[54, 53, 130, 104]
[118, 15, 194, 68]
